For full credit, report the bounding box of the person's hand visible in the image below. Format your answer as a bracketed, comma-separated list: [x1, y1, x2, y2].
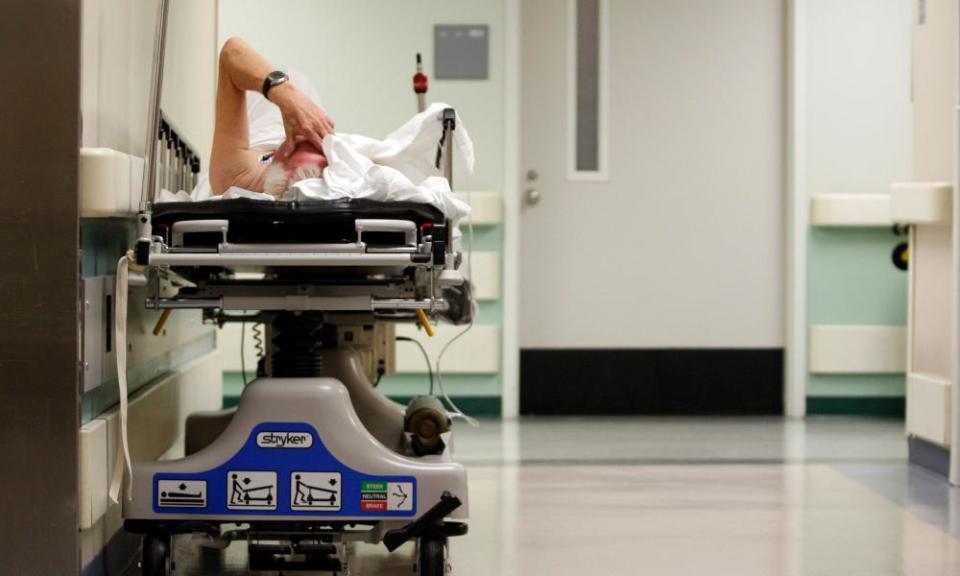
[274, 137, 296, 164]
[271, 83, 335, 152]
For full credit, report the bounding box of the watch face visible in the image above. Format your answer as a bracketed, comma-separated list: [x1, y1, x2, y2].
[268, 71, 288, 85]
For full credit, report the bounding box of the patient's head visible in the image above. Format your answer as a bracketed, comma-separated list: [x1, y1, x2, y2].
[263, 142, 328, 197]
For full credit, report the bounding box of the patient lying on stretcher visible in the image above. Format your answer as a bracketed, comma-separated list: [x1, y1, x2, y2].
[210, 37, 335, 198]
[194, 37, 472, 221]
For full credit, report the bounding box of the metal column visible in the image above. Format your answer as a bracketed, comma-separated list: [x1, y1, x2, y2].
[0, 0, 81, 573]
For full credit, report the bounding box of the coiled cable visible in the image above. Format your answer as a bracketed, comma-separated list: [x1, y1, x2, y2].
[253, 322, 264, 360]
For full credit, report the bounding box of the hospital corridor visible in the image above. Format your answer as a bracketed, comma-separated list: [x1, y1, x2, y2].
[1, 0, 960, 575]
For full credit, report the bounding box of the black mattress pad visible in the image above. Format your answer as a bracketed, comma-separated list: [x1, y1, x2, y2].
[152, 198, 445, 246]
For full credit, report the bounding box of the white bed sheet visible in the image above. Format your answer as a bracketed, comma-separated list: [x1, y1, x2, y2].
[160, 102, 472, 222]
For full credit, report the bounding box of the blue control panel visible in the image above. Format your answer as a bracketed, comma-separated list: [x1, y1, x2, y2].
[153, 422, 416, 517]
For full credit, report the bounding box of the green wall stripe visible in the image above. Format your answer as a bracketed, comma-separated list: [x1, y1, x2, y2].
[806, 227, 909, 401]
[806, 396, 904, 417]
[807, 228, 908, 325]
[807, 374, 905, 397]
[223, 393, 501, 416]
[225, 391, 899, 418]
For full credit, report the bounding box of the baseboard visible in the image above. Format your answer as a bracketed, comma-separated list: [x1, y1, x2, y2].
[224, 394, 502, 416]
[807, 396, 905, 417]
[520, 348, 783, 415]
[908, 436, 951, 478]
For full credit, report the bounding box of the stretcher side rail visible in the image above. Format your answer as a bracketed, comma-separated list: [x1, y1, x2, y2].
[148, 251, 430, 267]
[145, 296, 449, 312]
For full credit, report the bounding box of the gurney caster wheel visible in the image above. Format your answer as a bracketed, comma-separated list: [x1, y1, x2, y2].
[140, 534, 172, 576]
[418, 536, 447, 576]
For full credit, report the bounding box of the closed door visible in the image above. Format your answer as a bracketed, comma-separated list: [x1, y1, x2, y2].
[519, 0, 785, 412]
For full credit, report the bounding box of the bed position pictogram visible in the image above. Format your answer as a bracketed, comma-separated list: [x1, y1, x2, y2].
[290, 472, 342, 510]
[227, 471, 277, 510]
[157, 480, 207, 508]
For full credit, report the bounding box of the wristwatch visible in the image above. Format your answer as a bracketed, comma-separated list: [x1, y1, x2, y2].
[262, 70, 289, 100]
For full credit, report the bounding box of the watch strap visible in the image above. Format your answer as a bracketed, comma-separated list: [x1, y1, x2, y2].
[262, 71, 289, 100]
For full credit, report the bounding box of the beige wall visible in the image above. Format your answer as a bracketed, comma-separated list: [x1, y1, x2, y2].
[906, 0, 957, 453]
[910, 0, 957, 380]
[913, 0, 958, 182]
[81, 0, 217, 167]
[162, 0, 219, 167]
[806, 0, 913, 197]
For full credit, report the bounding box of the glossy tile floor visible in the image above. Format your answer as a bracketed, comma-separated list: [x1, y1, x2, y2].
[126, 417, 960, 575]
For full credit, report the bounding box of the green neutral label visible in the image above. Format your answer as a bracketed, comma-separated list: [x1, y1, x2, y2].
[361, 481, 387, 492]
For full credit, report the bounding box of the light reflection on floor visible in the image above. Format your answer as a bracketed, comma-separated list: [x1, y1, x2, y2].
[125, 417, 960, 576]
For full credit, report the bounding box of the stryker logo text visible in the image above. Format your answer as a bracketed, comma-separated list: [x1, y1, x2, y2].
[256, 431, 313, 449]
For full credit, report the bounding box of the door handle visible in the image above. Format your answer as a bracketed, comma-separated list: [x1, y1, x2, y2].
[525, 188, 541, 206]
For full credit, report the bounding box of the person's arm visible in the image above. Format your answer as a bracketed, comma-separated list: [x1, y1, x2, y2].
[210, 37, 335, 193]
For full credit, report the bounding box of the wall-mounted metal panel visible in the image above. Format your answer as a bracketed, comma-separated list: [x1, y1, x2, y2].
[434, 25, 489, 79]
[82, 276, 118, 393]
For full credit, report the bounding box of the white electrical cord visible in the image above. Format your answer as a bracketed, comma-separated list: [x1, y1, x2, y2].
[109, 253, 135, 503]
[434, 191, 480, 427]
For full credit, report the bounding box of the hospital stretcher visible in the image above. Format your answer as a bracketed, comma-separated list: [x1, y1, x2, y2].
[120, 4, 472, 573]
[122, 116, 472, 575]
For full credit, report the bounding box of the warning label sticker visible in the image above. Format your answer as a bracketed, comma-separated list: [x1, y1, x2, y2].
[360, 481, 414, 512]
[290, 471, 341, 511]
[227, 471, 277, 510]
[158, 480, 207, 508]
